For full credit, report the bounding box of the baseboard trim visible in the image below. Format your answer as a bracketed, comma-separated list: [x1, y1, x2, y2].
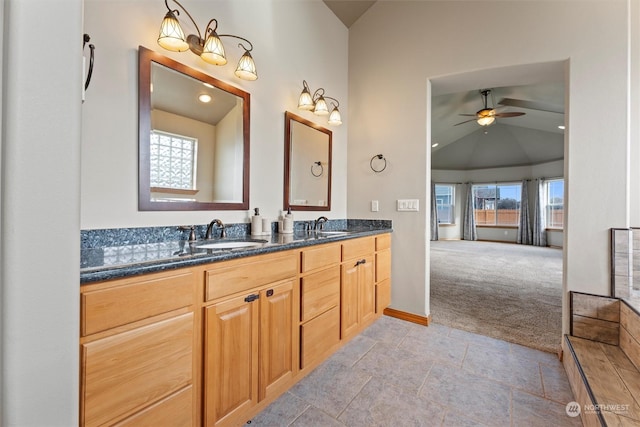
[383, 308, 431, 326]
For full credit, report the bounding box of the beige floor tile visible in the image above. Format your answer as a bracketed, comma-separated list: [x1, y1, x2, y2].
[540, 363, 575, 404]
[447, 326, 512, 351]
[290, 406, 345, 427]
[249, 392, 309, 426]
[398, 329, 469, 367]
[511, 389, 582, 426]
[360, 315, 412, 347]
[328, 333, 377, 368]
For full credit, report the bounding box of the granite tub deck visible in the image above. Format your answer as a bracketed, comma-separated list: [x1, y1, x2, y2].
[80, 219, 392, 284]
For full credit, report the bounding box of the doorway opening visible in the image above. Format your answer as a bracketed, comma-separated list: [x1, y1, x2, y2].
[428, 61, 567, 353]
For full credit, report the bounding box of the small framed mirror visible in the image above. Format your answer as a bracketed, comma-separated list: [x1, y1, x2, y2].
[284, 112, 332, 211]
[138, 46, 250, 211]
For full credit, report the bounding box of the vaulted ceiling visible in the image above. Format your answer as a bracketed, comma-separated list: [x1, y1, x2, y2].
[323, 1, 566, 171]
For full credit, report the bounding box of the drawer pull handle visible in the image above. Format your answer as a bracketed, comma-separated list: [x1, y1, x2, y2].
[355, 259, 366, 267]
[244, 294, 260, 303]
[266, 289, 274, 297]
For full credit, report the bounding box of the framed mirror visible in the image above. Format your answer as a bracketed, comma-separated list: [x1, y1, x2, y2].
[138, 46, 250, 211]
[283, 112, 332, 211]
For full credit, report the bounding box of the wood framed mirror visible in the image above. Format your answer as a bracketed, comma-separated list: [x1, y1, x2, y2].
[283, 112, 332, 211]
[138, 46, 250, 211]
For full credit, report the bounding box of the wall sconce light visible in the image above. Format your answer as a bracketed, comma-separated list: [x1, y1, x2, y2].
[157, 0, 258, 81]
[297, 80, 342, 126]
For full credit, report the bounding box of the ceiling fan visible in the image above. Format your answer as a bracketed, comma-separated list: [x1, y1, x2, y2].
[454, 89, 525, 127]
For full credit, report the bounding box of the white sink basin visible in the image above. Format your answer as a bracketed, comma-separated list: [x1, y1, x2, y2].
[195, 240, 267, 250]
[317, 231, 351, 236]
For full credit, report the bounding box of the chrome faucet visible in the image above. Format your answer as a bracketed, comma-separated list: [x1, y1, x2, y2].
[206, 219, 226, 239]
[315, 216, 329, 231]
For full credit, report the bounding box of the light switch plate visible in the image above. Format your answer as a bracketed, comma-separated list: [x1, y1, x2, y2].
[371, 200, 379, 212]
[397, 199, 419, 212]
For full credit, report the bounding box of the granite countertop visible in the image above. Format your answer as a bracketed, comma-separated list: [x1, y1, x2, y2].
[81, 225, 392, 284]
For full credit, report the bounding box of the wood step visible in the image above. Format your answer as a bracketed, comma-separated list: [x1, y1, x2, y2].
[565, 335, 640, 426]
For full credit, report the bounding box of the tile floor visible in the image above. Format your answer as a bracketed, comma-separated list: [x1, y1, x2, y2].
[250, 315, 582, 427]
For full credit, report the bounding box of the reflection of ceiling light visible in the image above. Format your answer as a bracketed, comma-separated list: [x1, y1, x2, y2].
[558, 125, 565, 130]
[203, 82, 214, 89]
[431, 143, 439, 148]
[199, 94, 212, 103]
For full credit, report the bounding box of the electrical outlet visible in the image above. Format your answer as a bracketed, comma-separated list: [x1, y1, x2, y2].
[371, 200, 379, 212]
[397, 199, 419, 212]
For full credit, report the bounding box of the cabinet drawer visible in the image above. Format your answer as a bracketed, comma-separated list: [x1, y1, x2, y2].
[376, 233, 391, 251]
[376, 279, 391, 313]
[205, 251, 298, 301]
[301, 266, 340, 322]
[114, 386, 193, 427]
[81, 313, 193, 427]
[376, 249, 391, 283]
[81, 270, 194, 336]
[300, 306, 340, 369]
[301, 243, 341, 273]
[341, 236, 375, 261]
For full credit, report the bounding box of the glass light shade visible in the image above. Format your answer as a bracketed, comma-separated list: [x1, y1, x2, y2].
[234, 51, 258, 81]
[313, 96, 329, 115]
[328, 107, 342, 125]
[298, 88, 314, 111]
[201, 32, 227, 65]
[477, 116, 495, 126]
[157, 11, 189, 52]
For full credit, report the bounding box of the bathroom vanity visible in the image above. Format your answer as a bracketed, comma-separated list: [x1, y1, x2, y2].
[79, 227, 391, 427]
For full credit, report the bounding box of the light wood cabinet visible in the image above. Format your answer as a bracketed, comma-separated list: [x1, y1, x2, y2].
[81, 233, 391, 427]
[80, 269, 198, 427]
[340, 236, 376, 340]
[203, 250, 298, 427]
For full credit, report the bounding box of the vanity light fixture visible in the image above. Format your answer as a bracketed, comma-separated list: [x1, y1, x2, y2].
[297, 80, 342, 126]
[157, 0, 258, 81]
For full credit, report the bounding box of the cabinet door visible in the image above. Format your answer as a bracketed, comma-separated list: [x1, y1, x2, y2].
[341, 261, 360, 339]
[359, 255, 376, 326]
[204, 294, 259, 427]
[259, 280, 295, 402]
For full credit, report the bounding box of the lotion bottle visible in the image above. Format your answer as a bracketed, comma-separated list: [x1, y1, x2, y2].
[283, 207, 294, 234]
[251, 207, 262, 236]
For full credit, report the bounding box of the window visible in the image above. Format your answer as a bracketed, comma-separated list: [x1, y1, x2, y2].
[472, 183, 521, 226]
[149, 130, 198, 190]
[546, 179, 564, 229]
[435, 184, 455, 224]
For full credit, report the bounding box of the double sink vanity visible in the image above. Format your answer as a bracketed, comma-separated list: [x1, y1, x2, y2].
[79, 221, 392, 427]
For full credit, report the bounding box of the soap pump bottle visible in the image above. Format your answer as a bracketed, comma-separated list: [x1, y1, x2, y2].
[283, 207, 294, 234]
[251, 207, 262, 236]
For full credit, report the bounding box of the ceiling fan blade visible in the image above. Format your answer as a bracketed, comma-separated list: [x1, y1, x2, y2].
[497, 98, 564, 114]
[494, 112, 525, 118]
[453, 118, 478, 126]
[458, 113, 478, 117]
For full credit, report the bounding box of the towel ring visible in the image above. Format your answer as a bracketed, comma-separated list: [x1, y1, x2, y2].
[311, 161, 324, 177]
[370, 154, 387, 173]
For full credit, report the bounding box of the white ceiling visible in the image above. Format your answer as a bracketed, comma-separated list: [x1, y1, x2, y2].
[322, 2, 567, 171]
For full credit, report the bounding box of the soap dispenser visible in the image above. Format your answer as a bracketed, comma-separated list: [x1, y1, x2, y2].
[251, 207, 263, 236]
[282, 207, 294, 234]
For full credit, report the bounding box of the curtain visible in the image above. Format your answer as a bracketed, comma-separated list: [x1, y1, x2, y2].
[462, 183, 477, 240]
[430, 182, 439, 241]
[517, 179, 532, 244]
[533, 178, 548, 247]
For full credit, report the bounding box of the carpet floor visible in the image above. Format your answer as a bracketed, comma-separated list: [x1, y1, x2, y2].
[430, 240, 563, 353]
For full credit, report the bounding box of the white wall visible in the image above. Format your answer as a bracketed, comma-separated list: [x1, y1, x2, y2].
[1, 0, 82, 425]
[348, 1, 633, 333]
[82, 0, 348, 228]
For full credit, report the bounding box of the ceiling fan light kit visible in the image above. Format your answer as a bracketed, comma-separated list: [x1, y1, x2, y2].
[454, 89, 525, 127]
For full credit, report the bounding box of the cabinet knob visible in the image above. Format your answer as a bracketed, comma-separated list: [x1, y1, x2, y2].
[266, 289, 274, 297]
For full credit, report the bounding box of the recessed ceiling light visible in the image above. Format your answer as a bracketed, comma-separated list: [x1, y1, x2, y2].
[199, 94, 212, 103]
[558, 125, 565, 130]
[431, 142, 439, 148]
